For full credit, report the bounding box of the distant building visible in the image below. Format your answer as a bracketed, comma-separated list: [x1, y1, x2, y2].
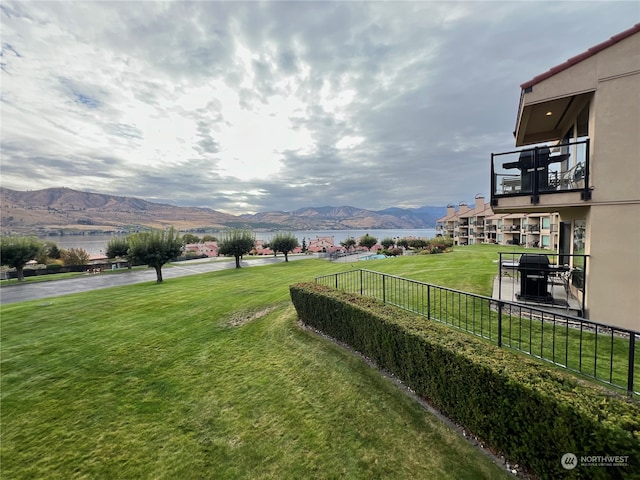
[436, 196, 559, 249]
[184, 241, 218, 257]
[307, 236, 336, 253]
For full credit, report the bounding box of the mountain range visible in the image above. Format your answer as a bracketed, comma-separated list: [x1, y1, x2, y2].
[0, 187, 446, 234]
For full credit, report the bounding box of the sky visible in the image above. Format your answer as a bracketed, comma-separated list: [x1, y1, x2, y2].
[1, 1, 638, 215]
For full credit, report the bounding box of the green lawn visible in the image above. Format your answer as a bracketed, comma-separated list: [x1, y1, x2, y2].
[1, 256, 512, 480]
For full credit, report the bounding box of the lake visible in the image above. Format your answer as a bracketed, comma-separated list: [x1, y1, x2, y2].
[40, 229, 437, 256]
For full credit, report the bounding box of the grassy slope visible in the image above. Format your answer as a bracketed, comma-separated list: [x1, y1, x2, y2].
[1, 255, 511, 480]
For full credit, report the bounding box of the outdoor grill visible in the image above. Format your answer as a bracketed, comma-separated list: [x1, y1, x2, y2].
[517, 254, 552, 302]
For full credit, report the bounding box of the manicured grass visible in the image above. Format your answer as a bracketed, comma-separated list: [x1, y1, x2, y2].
[1, 257, 511, 480]
[359, 244, 523, 296]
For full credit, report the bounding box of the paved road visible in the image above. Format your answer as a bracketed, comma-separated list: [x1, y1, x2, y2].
[0, 255, 315, 305]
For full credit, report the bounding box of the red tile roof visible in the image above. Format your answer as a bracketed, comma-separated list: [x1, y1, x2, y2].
[520, 23, 640, 90]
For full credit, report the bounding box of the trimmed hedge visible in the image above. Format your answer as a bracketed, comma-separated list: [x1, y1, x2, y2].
[290, 283, 640, 480]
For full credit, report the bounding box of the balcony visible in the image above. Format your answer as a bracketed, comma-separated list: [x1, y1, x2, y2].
[491, 140, 590, 207]
[528, 225, 540, 233]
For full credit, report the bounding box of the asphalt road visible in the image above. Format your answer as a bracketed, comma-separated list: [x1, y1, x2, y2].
[0, 255, 315, 305]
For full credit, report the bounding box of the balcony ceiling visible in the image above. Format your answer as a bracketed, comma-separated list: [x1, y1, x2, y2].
[515, 92, 591, 147]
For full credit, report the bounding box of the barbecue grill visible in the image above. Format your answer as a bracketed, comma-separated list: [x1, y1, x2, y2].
[517, 254, 553, 302]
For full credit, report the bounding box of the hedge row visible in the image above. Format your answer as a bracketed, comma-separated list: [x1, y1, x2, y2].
[290, 283, 640, 480]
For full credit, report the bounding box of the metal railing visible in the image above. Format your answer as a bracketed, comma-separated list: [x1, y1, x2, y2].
[491, 139, 591, 205]
[315, 269, 639, 396]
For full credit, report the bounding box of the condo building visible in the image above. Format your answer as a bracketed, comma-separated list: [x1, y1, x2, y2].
[436, 196, 560, 250]
[487, 25, 640, 331]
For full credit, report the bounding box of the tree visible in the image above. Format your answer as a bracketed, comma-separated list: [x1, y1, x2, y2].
[201, 234, 217, 242]
[44, 241, 61, 259]
[217, 228, 255, 269]
[106, 237, 129, 258]
[408, 239, 428, 250]
[182, 233, 201, 244]
[269, 232, 299, 262]
[0, 236, 43, 281]
[127, 227, 182, 283]
[60, 248, 90, 266]
[106, 237, 131, 269]
[358, 234, 377, 251]
[397, 238, 410, 249]
[380, 237, 395, 250]
[35, 240, 61, 265]
[340, 237, 356, 252]
[301, 237, 307, 253]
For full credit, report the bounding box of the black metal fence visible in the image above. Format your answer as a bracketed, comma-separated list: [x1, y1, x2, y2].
[315, 269, 639, 396]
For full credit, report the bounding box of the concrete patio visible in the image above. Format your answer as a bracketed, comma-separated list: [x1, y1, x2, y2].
[491, 271, 583, 317]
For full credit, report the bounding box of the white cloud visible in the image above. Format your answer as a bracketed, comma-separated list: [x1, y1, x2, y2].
[1, 1, 638, 214]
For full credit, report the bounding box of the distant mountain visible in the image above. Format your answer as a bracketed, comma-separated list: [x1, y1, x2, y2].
[0, 187, 236, 234]
[239, 205, 446, 230]
[375, 206, 446, 229]
[0, 187, 446, 234]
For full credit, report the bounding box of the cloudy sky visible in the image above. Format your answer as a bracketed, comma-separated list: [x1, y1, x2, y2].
[1, 1, 637, 214]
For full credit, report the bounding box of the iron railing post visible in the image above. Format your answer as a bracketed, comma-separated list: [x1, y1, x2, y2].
[382, 274, 386, 304]
[427, 284, 431, 319]
[335, 274, 338, 290]
[360, 269, 363, 296]
[497, 301, 503, 347]
[498, 253, 503, 300]
[628, 333, 636, 396]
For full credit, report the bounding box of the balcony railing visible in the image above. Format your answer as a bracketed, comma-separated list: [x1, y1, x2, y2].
[315, 268, 638, 396]
[491, 139, 590, 205]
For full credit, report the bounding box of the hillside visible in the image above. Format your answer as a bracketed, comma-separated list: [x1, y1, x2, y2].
[238, 205, 444, 230]
[0, 187, 236, 234]
[0, 187, 446, 234]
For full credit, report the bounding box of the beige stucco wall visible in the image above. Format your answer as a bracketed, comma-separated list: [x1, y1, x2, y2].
[591, 72, 640, 203]
[585, 204, 640, 331]
[524, 32, 640, 105]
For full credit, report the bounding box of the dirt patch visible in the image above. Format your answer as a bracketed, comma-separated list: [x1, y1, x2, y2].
[224, 306, 280, 327]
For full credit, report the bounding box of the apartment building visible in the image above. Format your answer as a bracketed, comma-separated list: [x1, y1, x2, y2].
[436, 196, 559, 249]
[489, 25, 640, 331]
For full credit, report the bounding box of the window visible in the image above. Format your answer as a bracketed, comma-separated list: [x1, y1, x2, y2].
[542, 217, 550, 229]
[542, 235, 550, 247]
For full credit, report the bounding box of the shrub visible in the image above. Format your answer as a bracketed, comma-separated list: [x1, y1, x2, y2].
[290, 283, 640, 480]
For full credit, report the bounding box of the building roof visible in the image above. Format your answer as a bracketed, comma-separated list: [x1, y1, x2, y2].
[520, 23, 640, 90]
